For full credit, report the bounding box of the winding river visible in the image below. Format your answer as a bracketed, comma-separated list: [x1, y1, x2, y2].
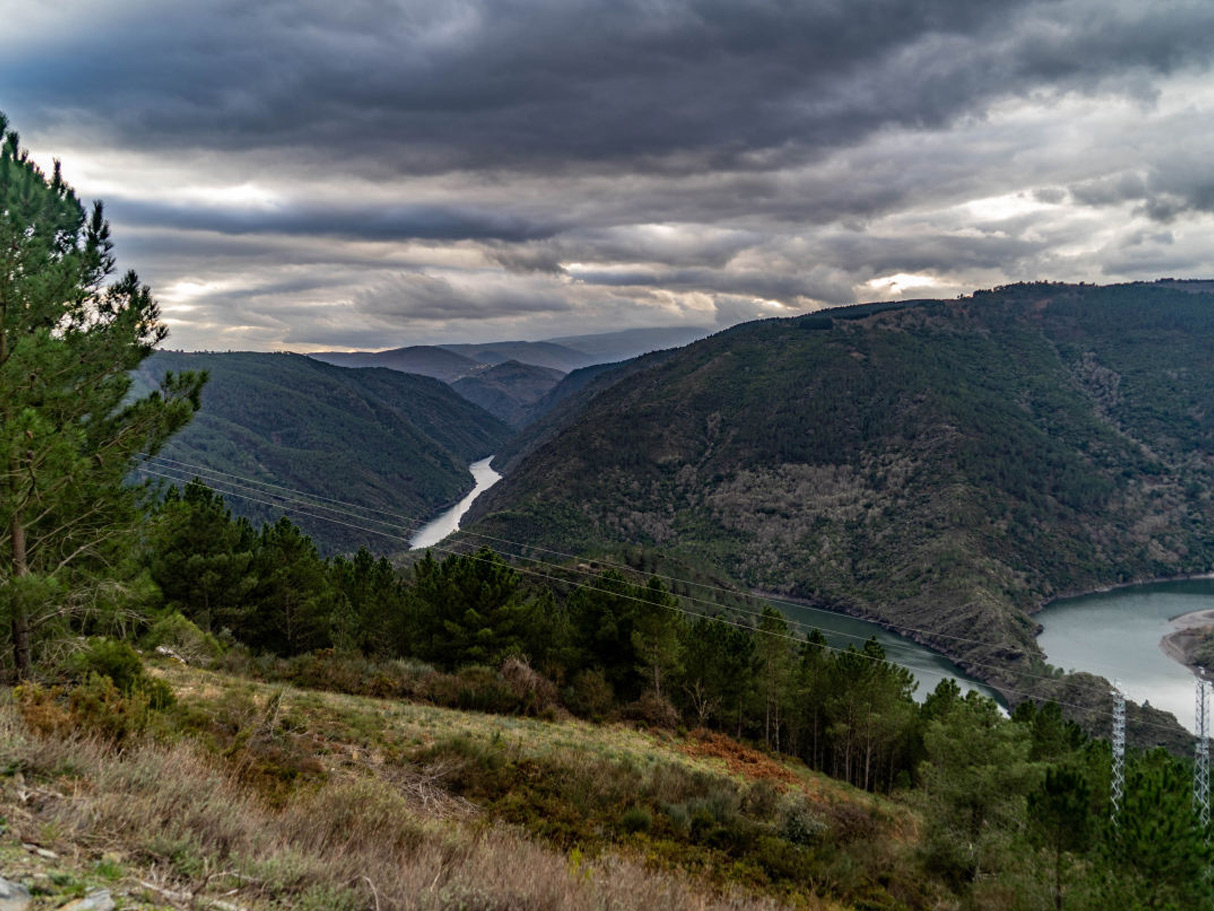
[409, 456, 501, 551]
[411, 457, 1001, 702]
[1036, 579, 1214, 734]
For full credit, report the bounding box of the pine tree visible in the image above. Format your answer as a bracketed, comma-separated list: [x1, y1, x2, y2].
[0, 113, 204, 678]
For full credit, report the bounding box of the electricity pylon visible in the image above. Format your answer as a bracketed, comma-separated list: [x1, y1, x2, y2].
[1196, 678, 1210, 831]
[1111, 682, 1126, 823]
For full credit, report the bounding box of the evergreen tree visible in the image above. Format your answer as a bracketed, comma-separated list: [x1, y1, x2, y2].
[1028, 766, 1092, 911]
[754, 606, 795, 752]
[0, 114, 204, 678]
[330, 546, 407, 655]
[567, 569, 645, 699]
[1100, 751, 1214, 910]
[629, 578, 684, 699]
[146, 480, 255, 633]
[412, 547, 533, 669]
[244, 517, 337, 655]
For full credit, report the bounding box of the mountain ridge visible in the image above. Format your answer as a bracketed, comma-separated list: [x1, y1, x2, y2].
[137, 351, 513, 552]
[468, 282, 1214, 703]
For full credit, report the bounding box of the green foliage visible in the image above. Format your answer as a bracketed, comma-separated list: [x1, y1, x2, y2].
[620, 805, 652, 834]
[67, 639, 146, 693]
[1099, 751, 1214, 910]
[0, 112, 205, 680]
[142, 611, 223, 665]
[474, 282, 1214, 698]
[411, 547, 540, 670]
[66, 638, 175, 711]
[137, 350, 512, 554]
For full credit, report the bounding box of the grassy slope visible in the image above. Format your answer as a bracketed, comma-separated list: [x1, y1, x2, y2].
[137, 352, 513, 553]
[469, 284, 1214, 700]
[0, 662, 921, 910]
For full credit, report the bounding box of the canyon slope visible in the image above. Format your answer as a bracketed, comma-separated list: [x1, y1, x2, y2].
[470, 282, 1214, 696]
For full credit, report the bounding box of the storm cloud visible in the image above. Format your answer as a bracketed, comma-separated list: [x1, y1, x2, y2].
[5, 0, 1214, 349]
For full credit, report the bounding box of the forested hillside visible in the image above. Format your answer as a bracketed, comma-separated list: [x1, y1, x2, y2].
[470, 283, 1214, 698]
[136, 352, 512, 552]
[451, 360, 567, 426]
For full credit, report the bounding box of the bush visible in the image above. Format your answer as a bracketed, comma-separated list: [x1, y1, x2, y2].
[564, 669, 614, 720]
[623, 691, 680, 729]
[781, 801, 827, 846]
[143, 612, 223, 665]
[620, 806, 652, 834]
[500, 656, 561, 717]
[68, 639, 144, 692]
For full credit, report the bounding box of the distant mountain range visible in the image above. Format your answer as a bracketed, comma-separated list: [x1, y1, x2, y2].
[467, 282, 1214, 715]
[136, 327, 713, 550]
[310, 326, 716, 426]
[135, 351, 512, 553]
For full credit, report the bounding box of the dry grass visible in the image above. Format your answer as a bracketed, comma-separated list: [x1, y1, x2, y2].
[0, 695, 809, 911]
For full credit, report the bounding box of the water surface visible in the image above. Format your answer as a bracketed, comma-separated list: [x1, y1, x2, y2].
[775, 600, 1004, 705]
[1036, 579, 1214, 733]
[410, 457, 501, 550]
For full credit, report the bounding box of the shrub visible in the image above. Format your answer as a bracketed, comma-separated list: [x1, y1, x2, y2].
[624, 691, 680, 729]
[781, 801, 828, 847]
[564, 669, 614, 720]
[67, 639, 144, 692]
[67, 673, 154, 743]
[500, 656, 561, 717]
[13, 684, 72, 738]
[65, 638, 174, 710]
[143, 612, 223, 665]
[620, 806, 653, 834]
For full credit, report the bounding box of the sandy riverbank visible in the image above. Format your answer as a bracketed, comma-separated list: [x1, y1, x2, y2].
[1159, 609, 1214, 680]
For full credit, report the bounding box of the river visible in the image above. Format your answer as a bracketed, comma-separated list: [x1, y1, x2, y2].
[412, 458, 1000, 702]
[410, 456, 501, 550]
[773, 599, 1004, 705]
[1036, 579, 1214, 734]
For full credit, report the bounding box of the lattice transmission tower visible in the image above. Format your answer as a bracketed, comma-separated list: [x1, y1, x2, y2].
[1111, 683, 1126, 824]
[1196, 678, 1210, 831]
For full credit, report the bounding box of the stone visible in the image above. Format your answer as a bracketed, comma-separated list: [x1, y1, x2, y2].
[58, 889, 115, 911]
[0, 877, 31, 911]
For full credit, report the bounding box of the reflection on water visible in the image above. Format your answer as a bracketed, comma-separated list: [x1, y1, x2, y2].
[1037, 579, 1214, 734]
[410, 457, 501, 551]
[774, 600, 1004, 705]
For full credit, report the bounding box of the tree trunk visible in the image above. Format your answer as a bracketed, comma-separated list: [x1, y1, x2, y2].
[10, 510, 31, 680]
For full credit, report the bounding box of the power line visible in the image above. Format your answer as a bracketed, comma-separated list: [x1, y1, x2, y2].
[139, 454, 1159, 698]
[136, 458, 1187, 713]
[140, 453, 1079, 660]
[138, 461, 1076, 688]
[135, 461, 1190, 735]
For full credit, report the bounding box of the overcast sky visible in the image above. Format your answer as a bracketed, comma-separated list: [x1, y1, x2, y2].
[4, 0, 1213, 351]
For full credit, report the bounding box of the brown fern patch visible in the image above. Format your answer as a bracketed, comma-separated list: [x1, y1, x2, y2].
[680, 730, 799, 785]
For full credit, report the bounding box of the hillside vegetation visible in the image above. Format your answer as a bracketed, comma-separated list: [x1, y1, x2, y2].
[136, 352, 512, 553]
[451, 360, 568, 427]
[470, 283, 1214, 698]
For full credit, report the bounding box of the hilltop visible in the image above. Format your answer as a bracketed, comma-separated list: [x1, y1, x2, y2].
[470, 282, 1214, 700]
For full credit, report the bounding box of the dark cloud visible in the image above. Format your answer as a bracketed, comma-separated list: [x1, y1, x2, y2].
[353, 270, 576, 321]
[6, 0, 1214, 351]
[106, 198, 559, 243]
[11, 0, 1214, 177]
